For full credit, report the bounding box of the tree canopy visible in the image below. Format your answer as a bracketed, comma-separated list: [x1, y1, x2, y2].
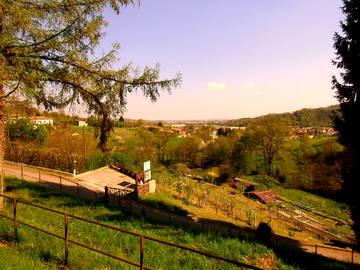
[0, 0, 181, 151]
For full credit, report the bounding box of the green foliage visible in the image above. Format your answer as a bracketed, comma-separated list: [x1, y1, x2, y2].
[5, 144, 84, 173]
[5, 118, 48, 146]
[278, 137, 343, 197]
[0, 0, 181, 152]
[243, 121, 290, 176]
[251, 175, 279, 189]
[87, 115, 98, 127]
[85, 151, 110, 171]
[226, 105, 338, 127]
[332, 0, 360, 246]
[246, 208, 256, 226]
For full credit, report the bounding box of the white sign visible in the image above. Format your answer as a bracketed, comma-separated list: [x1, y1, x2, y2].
[143, 161, 151, 172]
[144, 170, 151, 181]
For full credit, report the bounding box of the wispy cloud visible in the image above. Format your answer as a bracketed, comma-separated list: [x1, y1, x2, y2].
[240, 82, 256, 89]
[207, 82, 227, 89]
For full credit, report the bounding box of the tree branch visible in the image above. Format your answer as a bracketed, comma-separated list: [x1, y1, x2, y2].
[0, 80, 21, 99]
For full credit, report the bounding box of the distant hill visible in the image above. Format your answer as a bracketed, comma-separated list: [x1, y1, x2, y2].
[225, 105, 339, 127]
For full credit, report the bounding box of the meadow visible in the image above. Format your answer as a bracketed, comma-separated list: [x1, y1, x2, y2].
[0, 177, 352, 270]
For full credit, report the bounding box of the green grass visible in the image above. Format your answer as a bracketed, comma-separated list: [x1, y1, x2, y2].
[271, 185, 349, 221]
[242, 175, 349, 222]
[0, 177, 275, 270]
[139, 191, 188, 215]
[0, 177, 353, 270]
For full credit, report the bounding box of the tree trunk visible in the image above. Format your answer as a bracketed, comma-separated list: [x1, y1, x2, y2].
[0, 84, 5, 210]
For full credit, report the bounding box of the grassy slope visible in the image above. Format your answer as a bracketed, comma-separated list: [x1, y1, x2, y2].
[150, 170, 353, 244]
[0, 177, 289, 270]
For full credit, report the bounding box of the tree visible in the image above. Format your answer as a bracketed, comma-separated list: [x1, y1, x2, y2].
[245, 121, 290, 176]
[6, 118, 48, 146]
[332, 0, 360, 245]
[0, 0, 180, 206]
[0, 0, 180, 148]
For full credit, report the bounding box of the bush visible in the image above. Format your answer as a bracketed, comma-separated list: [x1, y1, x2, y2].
[246, 208, 255, 226]
[252, 175, 279, 189]
[85, 151, 109, 170]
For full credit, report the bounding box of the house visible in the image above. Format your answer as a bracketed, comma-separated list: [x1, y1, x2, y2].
[30, 116, 53, 126]
[76, 120, 88, 127]
[172, 128, 187, 137]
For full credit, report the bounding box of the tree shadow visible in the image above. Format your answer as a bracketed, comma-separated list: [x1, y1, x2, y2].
[3, 177, 356, 269]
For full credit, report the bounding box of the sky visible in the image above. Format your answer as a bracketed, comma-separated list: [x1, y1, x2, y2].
[100, 0, 343, 120]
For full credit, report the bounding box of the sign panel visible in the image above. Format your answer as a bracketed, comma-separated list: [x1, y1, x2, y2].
[144, 170, 151, 181]
[143, 161, 151, 172]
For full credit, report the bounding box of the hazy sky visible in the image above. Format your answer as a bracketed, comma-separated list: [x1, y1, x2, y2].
[100, 0, 343, 120]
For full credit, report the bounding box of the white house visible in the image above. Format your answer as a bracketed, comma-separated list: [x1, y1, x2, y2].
[76, 120, 88, 127]
[30, 116, 53, 126]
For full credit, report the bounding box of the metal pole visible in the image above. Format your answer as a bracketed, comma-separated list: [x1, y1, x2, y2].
[13, 199, 18, 240]
[105, 186, 109, 204]
[351, 248, 354, 265]
[64, 214, 69, 265]
[140, 235, 144, 270]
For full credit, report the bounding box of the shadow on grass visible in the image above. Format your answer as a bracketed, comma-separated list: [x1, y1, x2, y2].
[3, 177, 356, 270]
[270, 234, 354, 270]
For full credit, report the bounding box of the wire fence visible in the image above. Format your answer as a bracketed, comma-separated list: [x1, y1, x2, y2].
[0, 193, 262, 270]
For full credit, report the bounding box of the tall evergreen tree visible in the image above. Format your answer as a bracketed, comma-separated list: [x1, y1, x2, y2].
[332, 0, 360, 245]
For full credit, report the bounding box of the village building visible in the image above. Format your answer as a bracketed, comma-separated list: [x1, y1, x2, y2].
[30, 116, 53, 126]
[76, 120, 88, 127]
[245, 190, 282, 204]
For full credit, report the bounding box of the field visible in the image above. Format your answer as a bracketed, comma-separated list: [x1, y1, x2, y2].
[0, 177, 353, 270]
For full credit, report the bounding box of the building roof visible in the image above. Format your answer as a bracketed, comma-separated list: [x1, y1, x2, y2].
[246, 191, 282, 204]
[30, 116, 52, 120]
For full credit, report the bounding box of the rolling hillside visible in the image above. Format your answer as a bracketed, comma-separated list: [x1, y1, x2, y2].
[225, 105, 339, 127]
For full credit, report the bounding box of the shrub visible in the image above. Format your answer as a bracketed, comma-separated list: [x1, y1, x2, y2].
[252, 175, 279, 189]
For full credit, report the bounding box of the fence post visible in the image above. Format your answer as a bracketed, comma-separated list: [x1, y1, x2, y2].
[64, 214, 69, 265]
[104, 186, 109, 204]
[77, 184, 79, 197]
[60, 177, 62, 192]
[13, 199, 18, 240]
[21, 165, 23, 180]
[351, 248, 354, 265]
[140, 235, 144, 270]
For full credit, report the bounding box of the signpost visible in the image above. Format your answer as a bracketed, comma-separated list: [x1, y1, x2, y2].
[143, 161, 151, 182]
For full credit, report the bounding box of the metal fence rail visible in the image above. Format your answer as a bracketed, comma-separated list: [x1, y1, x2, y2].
[3, 163, 101, 201]
[301, 243, 356, 265]
[0, 194, 262, 270]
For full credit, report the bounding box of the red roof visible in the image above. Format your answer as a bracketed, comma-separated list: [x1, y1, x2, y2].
[246, 191, 281, 204]
[30, 116, 52, 120]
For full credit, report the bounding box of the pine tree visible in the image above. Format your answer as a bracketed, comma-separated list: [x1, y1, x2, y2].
[332, 0, 360, 245]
